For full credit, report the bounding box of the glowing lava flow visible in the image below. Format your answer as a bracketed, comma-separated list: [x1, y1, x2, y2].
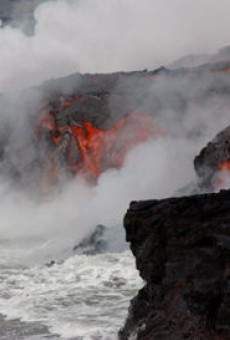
[36, 106, 159, 186]
[213, 160, 230, 190]
[70, 112, 156, 178]
[219, 160, 230, 172]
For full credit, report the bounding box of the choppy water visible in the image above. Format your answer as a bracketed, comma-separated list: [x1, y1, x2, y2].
[0, 244, 142, 339]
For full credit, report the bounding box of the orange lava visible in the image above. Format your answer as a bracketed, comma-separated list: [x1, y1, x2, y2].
[211, 66, 230, 74]
[36, 105, 159, 186]
[219, 160, 230, 172]
[70, 112, 156, 178]
[213, 160, 230, 190]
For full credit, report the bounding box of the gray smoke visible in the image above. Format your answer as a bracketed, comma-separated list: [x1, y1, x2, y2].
[0, 0, 230, 264]
[1, 0, 230, 91]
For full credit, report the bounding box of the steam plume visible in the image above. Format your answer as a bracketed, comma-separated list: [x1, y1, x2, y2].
[0, 0, 230, 264]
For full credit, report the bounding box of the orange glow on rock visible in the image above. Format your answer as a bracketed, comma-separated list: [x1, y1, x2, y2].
[37, 108, 160, 186]
[219, 160, 230, 172]
[213, 160, 230, 190]
[70, 112, 157, 179]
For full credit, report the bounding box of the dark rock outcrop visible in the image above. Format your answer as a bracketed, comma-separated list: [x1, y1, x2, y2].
[120, 190, 230, 340]
[194, 125, 230, 187]
[40, 67, 169, 128]
[40, 60, 230, 130]
[73, 224, 107, 255]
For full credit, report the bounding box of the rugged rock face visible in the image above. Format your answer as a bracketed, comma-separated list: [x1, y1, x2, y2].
[120, 191, 230, 340]
[40, 60, 230, 129]
[73, 224, 108, 255]
[194, 125, 230, 188]
[40, 67, 170, 127]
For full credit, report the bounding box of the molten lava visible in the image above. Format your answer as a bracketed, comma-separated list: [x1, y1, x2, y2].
[213, 160, 230, 190]
[36, 101, 159, 186]
[70, 112, 156, 178]
[219, 160, 230, 172]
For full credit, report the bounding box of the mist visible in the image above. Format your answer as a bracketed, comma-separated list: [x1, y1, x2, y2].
[0, 0, 230, 264]
[0, 81, 229, 265]
[1, 0, 230, 91]
[0, 134, 198, 264]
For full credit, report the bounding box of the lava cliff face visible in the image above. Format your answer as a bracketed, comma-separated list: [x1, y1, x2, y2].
[31, 61, 230, 185]
[2, 60, 230, 188]
[120, 192, 230, 340]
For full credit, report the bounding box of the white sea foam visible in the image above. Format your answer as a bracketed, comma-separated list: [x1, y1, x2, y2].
[0, 251, 142, 339]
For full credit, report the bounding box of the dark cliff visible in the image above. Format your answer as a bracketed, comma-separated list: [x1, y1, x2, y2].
[120, 191, 230, 340]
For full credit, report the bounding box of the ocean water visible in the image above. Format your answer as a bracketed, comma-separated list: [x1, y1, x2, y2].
[0, 239, 142, 339]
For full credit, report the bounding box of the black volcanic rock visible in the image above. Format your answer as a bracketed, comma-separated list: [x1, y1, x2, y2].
[73, 224, 107, 255]
[40, 60, 230, 130]
[194, 125, 230, 187]
[120, 191, 230, 340]
[40, 67, 171, 129]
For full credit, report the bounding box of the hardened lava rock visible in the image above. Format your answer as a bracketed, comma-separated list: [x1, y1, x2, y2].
[120, 190, 230, 340]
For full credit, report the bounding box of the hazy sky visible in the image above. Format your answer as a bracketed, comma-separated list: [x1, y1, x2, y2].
[0, 0, 230, 91]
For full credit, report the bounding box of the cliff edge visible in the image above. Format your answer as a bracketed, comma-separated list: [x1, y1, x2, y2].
[120, 191, 230, 339]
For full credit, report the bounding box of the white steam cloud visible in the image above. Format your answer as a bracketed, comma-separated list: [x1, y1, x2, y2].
[0, 135, 198, 265]
[1, 0, 230, 91]
[0, 0, 230, 265]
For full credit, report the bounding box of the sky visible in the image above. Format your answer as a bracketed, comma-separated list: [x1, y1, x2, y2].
[0, 0, 230, 91]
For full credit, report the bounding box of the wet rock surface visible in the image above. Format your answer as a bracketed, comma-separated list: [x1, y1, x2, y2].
[120, 190, 230, 340]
